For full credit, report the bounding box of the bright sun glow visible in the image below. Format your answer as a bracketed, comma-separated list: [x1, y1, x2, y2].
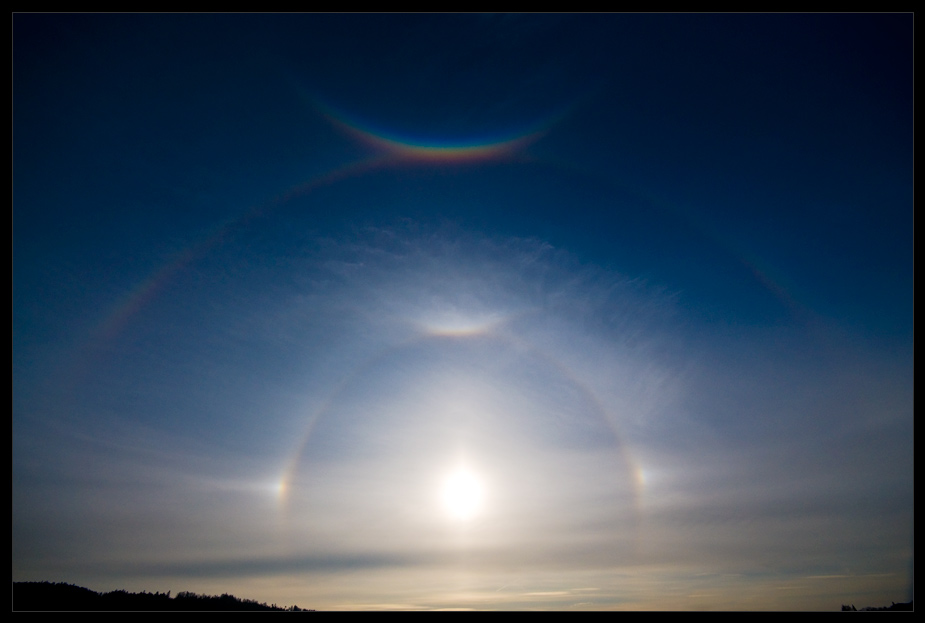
[441, 468, 484, 521]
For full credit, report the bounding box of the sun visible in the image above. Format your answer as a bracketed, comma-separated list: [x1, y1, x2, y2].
[441, 467, 485, 521]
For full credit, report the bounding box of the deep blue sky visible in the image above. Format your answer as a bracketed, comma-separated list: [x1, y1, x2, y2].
[13, 14, 912, 611]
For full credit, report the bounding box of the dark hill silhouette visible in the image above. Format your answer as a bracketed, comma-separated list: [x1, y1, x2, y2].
[13, 582, 313, 611]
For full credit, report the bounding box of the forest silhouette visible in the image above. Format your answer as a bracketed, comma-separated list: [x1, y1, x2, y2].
[13, 582, 313, 611]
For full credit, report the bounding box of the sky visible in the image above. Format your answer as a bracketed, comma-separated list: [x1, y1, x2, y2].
[12, 14, 913, 611]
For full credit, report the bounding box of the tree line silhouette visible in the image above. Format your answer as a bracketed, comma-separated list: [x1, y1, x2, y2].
[13, 582, 313, 611]
[841, 601, 913, 611]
